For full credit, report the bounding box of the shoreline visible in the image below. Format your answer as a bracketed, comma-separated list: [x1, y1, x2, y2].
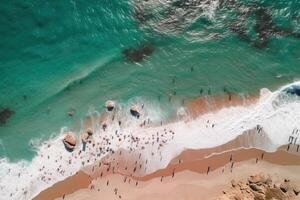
[22, 82, 300, 200]
[32, 87, 300, 200]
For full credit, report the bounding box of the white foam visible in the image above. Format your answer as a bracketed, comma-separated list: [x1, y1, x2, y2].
[1, 81, 300, 200]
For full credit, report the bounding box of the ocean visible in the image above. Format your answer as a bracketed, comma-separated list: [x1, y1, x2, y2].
[0, 0, 300, 199]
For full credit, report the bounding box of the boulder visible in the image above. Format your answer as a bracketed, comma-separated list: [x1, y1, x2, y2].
[130, 105, 140, 118]
[63, 133, 77, 151]
[81, 132, 89, 143]
[86, 128, 93, 136]
[248, 174, 266, 185]
[105, 100, 115, 111]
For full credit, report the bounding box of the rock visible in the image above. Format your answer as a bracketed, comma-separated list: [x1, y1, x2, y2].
[81, 132, 89, 143]
[248, 174, 266, 185]
[105, 100, 115, 111]
[253, 191, 264, 200]
[218, 174, 300, 200]
[265, 175, 272, 187]
[231, 179, 237, 188]
[284, 178, 290, 183]
[63, 133, 77, 151]
[249, 184, 264, 194]
[265, 188, 285, 199]
[280, 182, 290, 193]
[86, 128, 93, 136]
[130, 105, 140, 118]
[293, 185, 300, 196]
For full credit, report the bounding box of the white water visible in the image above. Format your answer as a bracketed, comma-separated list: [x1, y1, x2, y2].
[0, 81, 300, 200]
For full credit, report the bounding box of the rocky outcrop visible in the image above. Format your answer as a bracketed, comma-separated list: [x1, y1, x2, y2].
[63, 133, 77, 152]
[218, 173, 300, 200]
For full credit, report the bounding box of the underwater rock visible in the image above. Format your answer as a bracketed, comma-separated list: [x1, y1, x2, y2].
[122, 43, 155, 62]
[0, 108, 14, 125]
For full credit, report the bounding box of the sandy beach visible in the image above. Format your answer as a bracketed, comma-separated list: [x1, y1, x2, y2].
[34, 141, 300, 200]
[32, 90, 300, 200]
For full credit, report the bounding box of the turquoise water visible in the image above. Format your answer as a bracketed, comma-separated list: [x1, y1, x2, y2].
[0, 0, 300, 160]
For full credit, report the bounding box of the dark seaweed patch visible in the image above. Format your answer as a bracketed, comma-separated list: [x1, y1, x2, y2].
[0, 108, 14, 125]
[252, 7, 274, 48]
[229, 21, 251, 43]
[230, 4, 300, 49]
[122, 43, 155, 63]
[284, 85, 300, 96]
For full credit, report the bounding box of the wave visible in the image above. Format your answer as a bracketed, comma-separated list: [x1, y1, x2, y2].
[1, 81, 300, 200]
[33, 51, 119, 109]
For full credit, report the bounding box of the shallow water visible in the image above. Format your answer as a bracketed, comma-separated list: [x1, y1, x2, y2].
[0, 0, 300, 162]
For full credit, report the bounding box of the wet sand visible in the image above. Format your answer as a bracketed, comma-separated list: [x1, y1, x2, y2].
[33, 171, 91, 200]
[185, 93, 258, 118]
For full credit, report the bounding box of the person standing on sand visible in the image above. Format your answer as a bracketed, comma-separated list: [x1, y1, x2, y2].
[207, 166, 210, 174]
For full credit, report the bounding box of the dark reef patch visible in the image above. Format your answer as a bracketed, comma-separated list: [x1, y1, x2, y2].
[228, 4, 300, 49]
[122, 43, 155, 63]
[0, 108, 14, 126]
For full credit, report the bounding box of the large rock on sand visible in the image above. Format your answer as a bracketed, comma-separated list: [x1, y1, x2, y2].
[81, 129, 93, 143]
[81, 132, 89, 143]
[63, 133, 77, 152]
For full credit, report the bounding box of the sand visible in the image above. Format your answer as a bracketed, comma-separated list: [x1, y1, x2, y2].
[64, 160, 300, 200]
[33, 142, 300, 200]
